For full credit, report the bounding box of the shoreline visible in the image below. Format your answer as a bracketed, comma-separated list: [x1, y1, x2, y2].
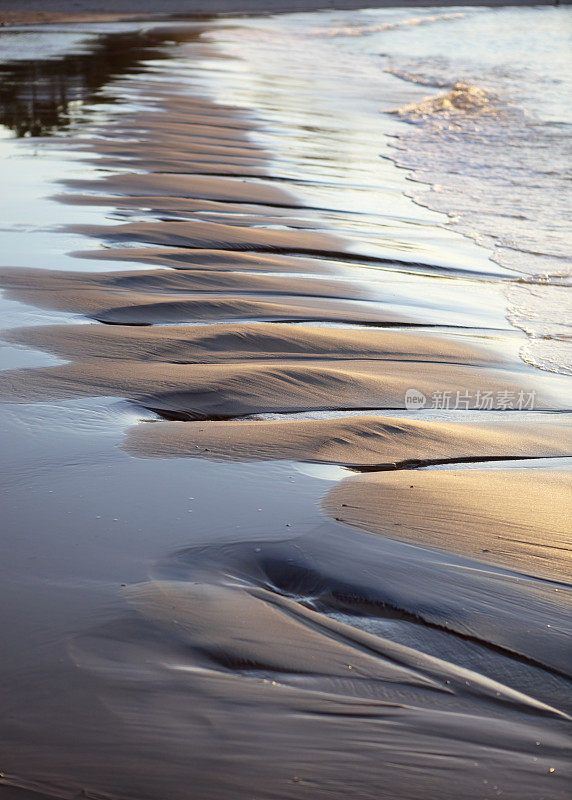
[0, 0, 565, 26]
[0, 8, 570, 799]
[0, 8, 568, 582]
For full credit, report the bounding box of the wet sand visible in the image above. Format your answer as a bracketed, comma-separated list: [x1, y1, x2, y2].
[324, 467, 571, 581]
[0, 13, 570, 800]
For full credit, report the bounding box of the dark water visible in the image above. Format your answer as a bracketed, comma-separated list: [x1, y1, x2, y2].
[0, 24, 207, 136]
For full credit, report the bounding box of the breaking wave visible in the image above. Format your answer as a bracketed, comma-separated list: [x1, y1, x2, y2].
[315, 13, 465, 38]
[388, 81, 495, 120]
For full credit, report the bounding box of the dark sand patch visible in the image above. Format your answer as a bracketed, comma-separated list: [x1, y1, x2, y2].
[323, 469, 572, 582]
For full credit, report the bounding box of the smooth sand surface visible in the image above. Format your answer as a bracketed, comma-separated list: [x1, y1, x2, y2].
[123, 416, 572, 465]
[323, 469, 572, 582]
[126, 577, 567, 717]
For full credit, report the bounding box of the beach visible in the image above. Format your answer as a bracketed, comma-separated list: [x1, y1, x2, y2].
[0, 5, 570, 799]
[0, 0, 562, 25]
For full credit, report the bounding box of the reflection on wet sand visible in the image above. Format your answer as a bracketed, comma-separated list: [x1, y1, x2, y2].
[3, 529, 571, 800]
[0, 25, 207, 137]
[0, 15, 570, 800]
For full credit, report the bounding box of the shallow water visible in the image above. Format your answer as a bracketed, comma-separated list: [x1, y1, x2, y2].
[205, 5, 572, 373]
[0, 8, 570, 800]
